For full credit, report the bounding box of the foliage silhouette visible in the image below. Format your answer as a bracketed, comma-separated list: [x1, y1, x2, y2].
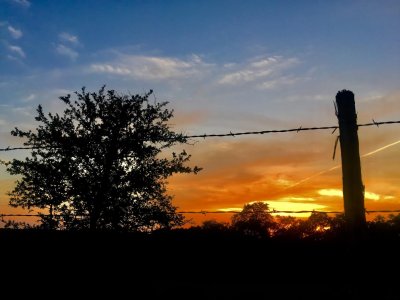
[5, 86, 201, 231]
[273, 215, 304, 240]
[201, 219, 230, 232]
[231, 202, 275, 238]
[300, 211, 332, 240]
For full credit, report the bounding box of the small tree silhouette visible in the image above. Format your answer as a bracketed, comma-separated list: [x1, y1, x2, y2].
[5, 86, 201, 231]
[231, 202, 275, 238]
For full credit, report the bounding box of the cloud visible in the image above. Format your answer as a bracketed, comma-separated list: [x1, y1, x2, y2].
[318, 189, 342, 197]
[59, 32, 79, 45]
[56, 32, 80, 61]
[6, 55, 19, 62]
[365, 191, 380, 201]
[257, 76, 300, 90]
[8, 45, 25, 58]
[56, 44, 78, 61]
[86, 52, 302, 91]
[218, 56, 300, 89]
[318, 188, 381, 201]
[90, 64, 131, 75]
[11, 0, 30, 7]
[89, 54, 212, 80]
[7, 25, 22, 39]
[23, 94, 36, 102]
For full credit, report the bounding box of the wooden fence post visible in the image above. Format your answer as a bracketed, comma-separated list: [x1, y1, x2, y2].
[335, 90, 366, 234]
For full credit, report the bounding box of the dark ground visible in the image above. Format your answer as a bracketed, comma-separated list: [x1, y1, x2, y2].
[1, 229, 399, 299]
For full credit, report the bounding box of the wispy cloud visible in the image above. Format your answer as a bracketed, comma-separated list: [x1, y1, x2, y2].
[7, 25, 23, 39]
[218, 56, 300, 89]
[90, 64, 131, 75]
[11, 0, 30, 7]
[257, 76, 300, 90]
[86, 52, 302, 90]
[59, 32, 79, 45]
[55, 32, 80, 61]
[56, 44, 78, 61]
[8, 45, 25, 58]
[23, 94, 36, 102]
[89, 54, 212, 80]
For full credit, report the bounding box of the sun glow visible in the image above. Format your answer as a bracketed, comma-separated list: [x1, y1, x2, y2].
[265, 200, 327, 217]
[217, 200, 328, 218]
[217, 207, 242, 212]
[318, 188, 380, 201]
[364, 192, 380, 201]
[318, 189, 343, 197]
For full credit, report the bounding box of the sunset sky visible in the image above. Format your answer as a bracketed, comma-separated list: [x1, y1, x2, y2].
[1, 0, 400, 225]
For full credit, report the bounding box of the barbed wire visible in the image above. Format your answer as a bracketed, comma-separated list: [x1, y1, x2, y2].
[358, 120, 400, 128]
[2, 209, 400, 218]
[0, 146, 48, 152]
[1, 120, 399, 152]
[366, 210, 400, 214]
[185, 125, 338, 139]
[185, 120, 400, 139]
[179, 210, 343, 214]
[181, 209, 400, 214]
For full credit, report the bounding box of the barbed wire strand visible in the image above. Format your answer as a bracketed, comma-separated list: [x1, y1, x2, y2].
[2, 209, 400, 218]
[179, 210, 344, 214]
[185, 120, 400, 139]
[1, 120, 399, 152]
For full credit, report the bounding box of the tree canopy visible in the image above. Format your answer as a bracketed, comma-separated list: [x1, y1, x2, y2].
[6, 86, 200, 231]
[231, 202, 275, 237]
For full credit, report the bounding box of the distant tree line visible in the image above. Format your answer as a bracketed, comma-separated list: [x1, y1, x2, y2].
[187, 202, 400, 241]
[3, 201, 400, 242]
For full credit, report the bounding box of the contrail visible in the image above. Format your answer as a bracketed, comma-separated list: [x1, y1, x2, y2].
[285, 165, 340, 189]
[286, 138, 400, 189]
[362, 139, 400, 158]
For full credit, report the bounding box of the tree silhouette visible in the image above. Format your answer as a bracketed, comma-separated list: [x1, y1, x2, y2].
[297, 212, 337, 240]
[274, 215, 303, 240]
[231, 202, 275, 238]
[201, 219, 229, 233]
[6, 86, 201, 231]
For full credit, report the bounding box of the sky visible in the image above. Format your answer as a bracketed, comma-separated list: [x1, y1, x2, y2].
[1, 0, 400, 225]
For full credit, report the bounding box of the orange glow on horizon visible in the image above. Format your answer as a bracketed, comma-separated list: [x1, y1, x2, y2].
[1, 134, 400, 227]
[170, 135, 400, 225]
